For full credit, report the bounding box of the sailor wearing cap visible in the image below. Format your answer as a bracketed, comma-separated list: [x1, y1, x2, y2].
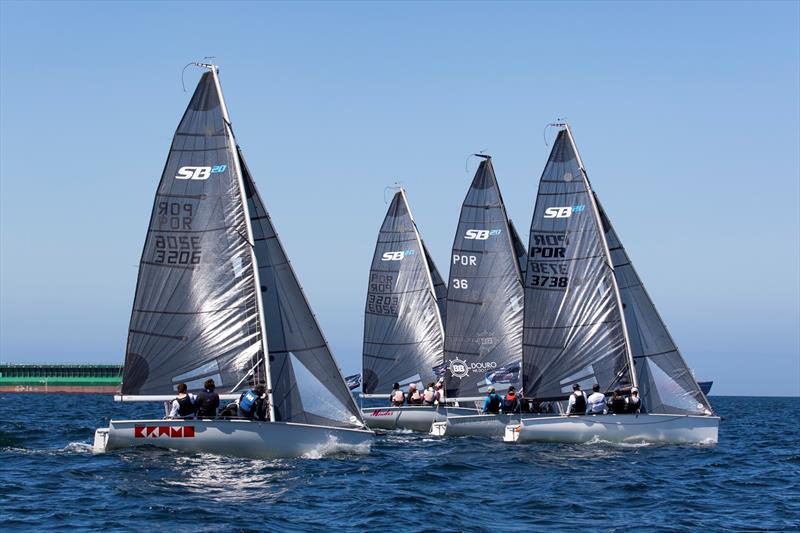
[482, 385, 503, 414]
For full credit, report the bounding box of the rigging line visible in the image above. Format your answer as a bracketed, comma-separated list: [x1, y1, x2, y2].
[464, 150, 489, 173]
[543, 118, 568, 147]
[180, 58, 217, 92]
[384, 182, 403, 204]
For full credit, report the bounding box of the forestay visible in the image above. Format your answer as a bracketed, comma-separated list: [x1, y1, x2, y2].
[122, 71, 266, 395]
[444, 158, 524, 398]
[241, 152, 364, 427]
[522, 128, 633, 403]
[362, 190, 446, 394]
[595, 195, 712, 415]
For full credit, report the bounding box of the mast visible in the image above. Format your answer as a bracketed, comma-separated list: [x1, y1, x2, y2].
[400, 188, 446, 344]
[561, 123, 638, 388]
[207, 63, 276, 419]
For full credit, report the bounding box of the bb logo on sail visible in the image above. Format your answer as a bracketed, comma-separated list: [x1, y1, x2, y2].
[543, 204, 586, 218]
[448, 358, 470, 379]
[175, 164, 227, 180]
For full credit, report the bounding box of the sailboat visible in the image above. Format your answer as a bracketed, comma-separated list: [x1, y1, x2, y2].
[430, 157, 526, 437]
[360, 188, 476, 431]
[92, 64, 373, 458]
[504, 124, 719, 445]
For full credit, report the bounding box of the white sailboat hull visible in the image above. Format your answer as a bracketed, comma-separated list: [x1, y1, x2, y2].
[430, 413, 522, 437]
[504, 414, 720, 445]
[93, 419, 374, 459]
[361, 406, 477, 432]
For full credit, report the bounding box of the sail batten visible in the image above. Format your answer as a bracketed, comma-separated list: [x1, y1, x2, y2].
[444, 159, 524, 398]
[362, 189, 446, 394]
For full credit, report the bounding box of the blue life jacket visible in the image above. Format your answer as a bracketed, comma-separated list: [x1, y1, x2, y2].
[239, 390, 258, 415]
[485, 393, 502, 413]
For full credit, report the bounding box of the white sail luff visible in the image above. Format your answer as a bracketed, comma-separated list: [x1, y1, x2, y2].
[209, 65, 276, 419]
[400, 188, 447, 345]
[564, 124, 638, 389]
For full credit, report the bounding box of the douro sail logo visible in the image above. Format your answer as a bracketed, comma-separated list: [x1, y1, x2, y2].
[448, 358, 470, 379]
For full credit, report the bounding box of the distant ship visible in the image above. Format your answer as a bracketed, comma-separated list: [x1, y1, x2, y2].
[0, 364, 122, 394]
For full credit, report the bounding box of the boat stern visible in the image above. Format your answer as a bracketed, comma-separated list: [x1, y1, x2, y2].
[92, 427, 110, 454]
[504, 423, 521, 443]
[430, 421, 448, 437]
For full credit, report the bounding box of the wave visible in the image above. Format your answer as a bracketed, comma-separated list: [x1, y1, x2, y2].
[301, 435, 372, 459]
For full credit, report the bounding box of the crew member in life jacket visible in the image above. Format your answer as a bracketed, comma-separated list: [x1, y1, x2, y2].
[566, 383, 587, 415]
[422, 383, 438, 406]
[503, 386, 521, 413]
[482, 386, 503, 414]
[407, 383, 423, 405]
[195, 378, 220, 418]
[238, 384, 270, 421]
[586, 383, 607, 414]
[607, 389, 626, 414]
[167, 382, 197, 419]
[626, 387, 642, 414]
[390, 382, 405, 407]
[434, 378, 445, 405]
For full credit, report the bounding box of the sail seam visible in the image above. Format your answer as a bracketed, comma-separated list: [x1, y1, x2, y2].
[129, 329, 187, 341]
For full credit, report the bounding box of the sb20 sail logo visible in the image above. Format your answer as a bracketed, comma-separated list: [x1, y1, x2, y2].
[381, 249, 415, 261]
[464, 229, 502, 240]
[175, 164, 227, 180]
[544, 204, 585, 218]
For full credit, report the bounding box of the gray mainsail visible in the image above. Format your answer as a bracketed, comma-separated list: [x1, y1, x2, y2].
[122, 71, 266, 395]
[522, 127, 633, 403]
[362, 189, 445, 394]
[444, 157, 524, 398]
[595, 195, 712, 415]
[241, 152, 364, 427]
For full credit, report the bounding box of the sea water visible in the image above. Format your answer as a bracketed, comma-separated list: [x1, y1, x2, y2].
[1, 395, 797, 532]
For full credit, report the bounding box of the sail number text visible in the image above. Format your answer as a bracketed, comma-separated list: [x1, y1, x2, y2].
[152, 235, 202, 265]
[367, 273, 398, 315]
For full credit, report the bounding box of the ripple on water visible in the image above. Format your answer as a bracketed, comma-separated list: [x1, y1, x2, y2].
[0, 395, 799, 531]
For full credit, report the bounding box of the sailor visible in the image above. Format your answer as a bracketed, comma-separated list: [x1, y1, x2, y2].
[503, 386, 521, 413]
[626, 387, 642, 413]
[434, 378, 445, 405]
[607, 389, 626, 414]
[422, 383, 437, 406]
[566, 383, 587, 415]
[195, 378, 220, 418]
[586, 384, 607, 414]
[167, 383, 196, 419]
[482, 386, 503, 414]
[390, 382, 405, 407]
[238, 384, 270, 420]
[407, 383, 422, 405]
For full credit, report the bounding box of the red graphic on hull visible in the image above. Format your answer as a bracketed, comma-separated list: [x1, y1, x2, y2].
[370, 409, 393, 417]
[134, 425, 195, 438]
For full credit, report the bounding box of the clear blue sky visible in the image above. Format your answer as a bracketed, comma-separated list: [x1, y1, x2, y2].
[1, 1, 798, 396]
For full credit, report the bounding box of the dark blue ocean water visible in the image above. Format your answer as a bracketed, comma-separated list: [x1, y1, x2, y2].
[1, 395, 798, 532]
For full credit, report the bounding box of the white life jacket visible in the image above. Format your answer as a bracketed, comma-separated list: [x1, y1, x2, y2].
[391, 389, 404, 403]
[423, 388, 435, 404]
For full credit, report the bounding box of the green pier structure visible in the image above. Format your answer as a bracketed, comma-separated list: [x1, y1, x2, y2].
[0, 364, 122, 394]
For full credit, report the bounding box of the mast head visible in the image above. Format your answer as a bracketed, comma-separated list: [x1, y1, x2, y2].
[192, 60, 218, 73]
